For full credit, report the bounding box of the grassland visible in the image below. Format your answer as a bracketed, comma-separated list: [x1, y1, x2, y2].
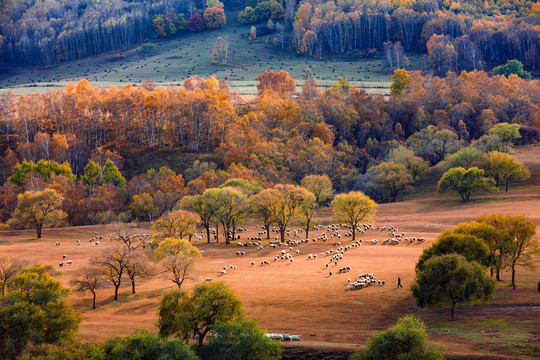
[0, 11, 416, 96]
[1, 146, 539, 359]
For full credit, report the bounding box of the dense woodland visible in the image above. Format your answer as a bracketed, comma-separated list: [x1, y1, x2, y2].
[0, 0, 538, 71]
[0, 69, 538, 227]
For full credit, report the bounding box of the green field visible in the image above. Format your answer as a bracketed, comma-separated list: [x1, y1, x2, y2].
[0, 12, 418, 95]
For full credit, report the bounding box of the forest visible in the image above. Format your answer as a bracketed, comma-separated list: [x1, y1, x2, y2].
[0, 68, 538, 227]
[0, 0, 538, 71]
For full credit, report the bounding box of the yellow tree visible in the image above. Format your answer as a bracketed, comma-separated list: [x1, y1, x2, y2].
[300, 174, 333, 205]
[154, 238, 202, 289]
[332, 191, 377, 241]
[10, 189, 66, 238]
[390, 69, 411, 97]
[152, 210, 200, 242]
[483, 151, 530, 191]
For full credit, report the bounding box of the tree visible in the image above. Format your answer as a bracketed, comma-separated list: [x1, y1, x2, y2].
[92, 245, 130, 300]
[366, 162, 413, 202]
[412, 254, 495, 321]
[181, 194, 217, 244]
[407, 125, 460, 165]
[437, 167, 497, 202]
[211, 187, 250, 244]
[139, 43, 155, 56]
[332, 191, 377, 241]
[488, 123, 521, 152]
[204, 6, 226, 29]
[351, 315, 443, 360]
[390, 69, 411, 96]
[0, 264, 81, 360]
[492, 214, 538, 285]
[416, 231, 494, 271]
[257, 70, 296, 97]
[211, 37, 231, 64]
[482, 151, 530, 191]
[100, 331, 198, 360]
[249, 26, 257, 40]
[188, 13, 205, 32]
[300, 30, 317, 56]
[124, 251, 151, 294]
[154, 238, 202, 289]
[205, 319, 283, 360]
[70, 267, 106, 309]
[492, 60, 531, 80]
[388, 146, 429, 181]
[130, 193, 159, 222]
[10, 189, 66, 238]
[298, 191, 317, 240]
[260, 184, 309, 242]
[443, 147, 483, 171]
[9, 160, 74, 188]
[152, 210, 200, 241]
[81, 160, 101, 194]
[301, 174, 333, 206]
[158, 282, 244, 346]
[101, 159, 126, 191]
[249, 191, 275, 239]
[0, 258, 25, 297]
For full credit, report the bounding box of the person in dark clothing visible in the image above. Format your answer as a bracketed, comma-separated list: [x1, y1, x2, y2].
[397, 276, 402, 288]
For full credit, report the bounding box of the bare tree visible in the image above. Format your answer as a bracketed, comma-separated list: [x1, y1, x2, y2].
[124, 251, 152, 294]
[70, 267, 106, 309]
[93, 245, 130, 300]
[113, 225, 147, 250]
[0, 258, 26, 297]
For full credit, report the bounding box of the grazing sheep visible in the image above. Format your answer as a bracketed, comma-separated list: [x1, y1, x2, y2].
[220, 270, 226, 275]
[65, 260, 73, 265]
[329, 271, 333, 276]
[251, 262, 255, 266]
[59, 263, 63, 267]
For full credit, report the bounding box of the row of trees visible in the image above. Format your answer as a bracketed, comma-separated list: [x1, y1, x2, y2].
[411, 213, 538, 321]
[278, 0, 539, 71]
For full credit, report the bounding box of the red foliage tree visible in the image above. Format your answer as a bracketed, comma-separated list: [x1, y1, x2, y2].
[188, 13, 205, 32]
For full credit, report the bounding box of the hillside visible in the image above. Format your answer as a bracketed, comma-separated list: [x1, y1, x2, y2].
[0, 145, 538, 359]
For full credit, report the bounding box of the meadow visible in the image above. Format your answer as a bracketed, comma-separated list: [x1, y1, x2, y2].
[1, 146, 539, 360]
[0, 12, 403, 96]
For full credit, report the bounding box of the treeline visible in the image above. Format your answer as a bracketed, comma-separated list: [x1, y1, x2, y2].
[0, 0, 209, 67]
[0, 70, 538, 186]
[258, 0, 540, 70]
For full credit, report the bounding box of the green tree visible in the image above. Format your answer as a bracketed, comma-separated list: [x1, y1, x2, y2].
[411, 254, 495, 321]
[220, 178, 262, 196]
[0, 264, 81, 360]
[10, 189, 66, 238]
[130, 193, 159, 222]
[139, 43, 155, 56]
[488, 122, 521, 152]
[437, 167, 497, 202]
[482, 151, 530, 191]
[407, 125, 459, 165]
[366, 162, 413, 202]
[388, 146, 429, 181]
[205, 319, 283, 360]
[209, 187, 250, 244]
[350, 315, 443, 360]
[492, 59, 531, 80]
[81, 160, 101, 194]
[301, 174, 333, 205]
[100, 331, 198, 360]
[332, 191, 377, 241]
[154, 238, 202, 289]
[101, 160, 126, 190]
[390, 69, 412, 96]
[9, 160, 74, 189]
[443, 147, 483, 171]
[416, 232, 494, 271]
[158, 282, 244, 346]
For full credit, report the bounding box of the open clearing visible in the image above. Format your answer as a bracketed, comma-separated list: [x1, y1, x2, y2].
[0, 11, 406, 96]
[1, 146, 539, 359]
